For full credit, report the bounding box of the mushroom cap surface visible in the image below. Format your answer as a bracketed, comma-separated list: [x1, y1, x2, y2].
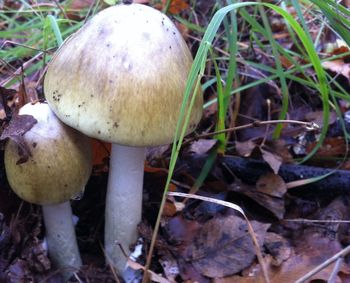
[4, 102, 92, 205]
[44, 3, 202, 146]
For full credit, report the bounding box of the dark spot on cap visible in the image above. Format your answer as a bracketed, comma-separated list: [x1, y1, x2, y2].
[32, 142, 37, 148]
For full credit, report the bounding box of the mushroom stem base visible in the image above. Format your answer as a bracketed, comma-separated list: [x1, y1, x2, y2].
[42, 202, 82, 278]
[105, 144, 145, 274]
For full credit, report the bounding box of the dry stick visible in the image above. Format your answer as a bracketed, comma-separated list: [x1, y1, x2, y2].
[52, 0, 72, 26]
[285, 219, 350, 224]
[167, 191, 271, 283]
[0, 40, 45, 52]
[183, 119, 319, 146]
[294, 245, 350, 283]
[328, 257, 343, 283]
[0, 52, 43, 86]
[261, 99, 272, 147]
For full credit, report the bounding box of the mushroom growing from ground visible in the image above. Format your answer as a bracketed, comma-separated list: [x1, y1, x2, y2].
[44, 2, 203, 273]
[4, 102, 92, 278]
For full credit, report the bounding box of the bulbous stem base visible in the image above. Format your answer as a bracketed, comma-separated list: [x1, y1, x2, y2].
[42, 202, 82, 279]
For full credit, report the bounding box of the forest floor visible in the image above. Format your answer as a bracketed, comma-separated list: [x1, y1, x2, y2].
[2, 0, 350, 282]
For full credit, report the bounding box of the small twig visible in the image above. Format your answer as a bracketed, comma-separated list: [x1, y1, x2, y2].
[294, 245, 350, 283]
[52, 0, 73, 26]
[100, 242, 121, 283]
[261, 99, 271, 147]
[1, 52, 44, 86]
[83, 0, 99, 25]
[184, 119, 319, 146]
[0, 40, 46, 52]
[285, 219, 350, 224]
[328, 257, 343, 283]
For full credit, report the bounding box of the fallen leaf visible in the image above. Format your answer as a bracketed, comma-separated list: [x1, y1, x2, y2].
[306, 137, 346, 158]
[161, 0, 190, 14]
[214, 253, 345, 283]
[91, 139, 110, 173]
[304, 110, 337, 128]
[0, 86, 16, 120]
[0, 114, 37, 164]
[187, 215, 270, 278]
[264, 232, 292, 266]
[260, 147, 282, 174]
[322, 60, 350, 79]
[165, 215, 201, 253]
[230, 173, 286, 219]
[235, 140, 256, 157]
[256, 173, 287, 198]
[188, 139, 217, 155]
[66, 0, 94, 10]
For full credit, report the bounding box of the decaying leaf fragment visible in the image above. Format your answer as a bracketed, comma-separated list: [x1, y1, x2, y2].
[0, 114, 37, 164]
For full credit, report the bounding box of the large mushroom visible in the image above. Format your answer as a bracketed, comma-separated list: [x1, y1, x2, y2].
[44, 2, 203, 273]
[4, 102, 92, 277]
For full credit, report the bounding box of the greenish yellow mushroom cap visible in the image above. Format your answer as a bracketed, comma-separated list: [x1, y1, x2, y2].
[5, 102, 92, 205]
[44, 3, 203, 146]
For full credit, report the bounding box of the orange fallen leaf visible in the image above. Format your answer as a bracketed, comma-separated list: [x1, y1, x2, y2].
[156, 0, 190, 14]
[91, 138, 110, 168]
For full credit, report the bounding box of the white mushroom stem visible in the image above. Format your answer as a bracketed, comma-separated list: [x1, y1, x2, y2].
[42, 202, 82, 275]
[105, 144, 145, 272]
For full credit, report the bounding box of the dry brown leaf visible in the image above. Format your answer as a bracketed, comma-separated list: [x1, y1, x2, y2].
[213, 253, 344, 283]
[0, 114, 37, 164]
[91, 139, 110, 171]
[304, 110, 337, 128]
[306, 137, 346, 158]
[188, 139, 217, 155]
[66, 0, 94, 10]
[260, 148, 282, 174]
[162, 0, 190, 14]
[235, 140, 256, 157]
[322, 60, 350, 79]
[264, 232, 292, 266]
[187, 215, 270, 278]
[256, 173, 287, 198]
[230, 173, 286, 219]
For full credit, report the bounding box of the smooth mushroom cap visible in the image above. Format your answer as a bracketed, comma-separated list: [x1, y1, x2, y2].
[44, 3, 203, 146]
[5, 102, 92, 205]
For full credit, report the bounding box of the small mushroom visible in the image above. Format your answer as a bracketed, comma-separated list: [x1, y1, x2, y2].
[44, 3, 203, 273]
[4, 102, 92, 278]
